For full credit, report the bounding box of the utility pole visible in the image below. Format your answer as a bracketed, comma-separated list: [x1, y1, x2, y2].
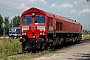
[12, 20, 13, 27]
[3, 20, 5, 36]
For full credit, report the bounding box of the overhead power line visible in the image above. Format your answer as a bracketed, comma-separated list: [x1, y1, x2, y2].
[0, 7, 20, 13]
[0, 3, 21, 11]
[0, 3, 21, 13]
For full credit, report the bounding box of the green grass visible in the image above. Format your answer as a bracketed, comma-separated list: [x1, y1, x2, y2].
[0, 38, 22, 60]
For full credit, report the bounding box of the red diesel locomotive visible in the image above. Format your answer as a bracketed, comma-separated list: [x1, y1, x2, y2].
[20, 7, 82, 51]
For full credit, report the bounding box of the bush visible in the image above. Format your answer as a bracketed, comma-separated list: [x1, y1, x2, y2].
[82, 33, 90, 40]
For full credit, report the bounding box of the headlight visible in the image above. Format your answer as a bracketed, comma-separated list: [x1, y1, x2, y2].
[22, 32, 26, 35]
[40, 32, 45, 35]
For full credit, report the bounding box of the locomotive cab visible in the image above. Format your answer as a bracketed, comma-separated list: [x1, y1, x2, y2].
[21, 14, 47, 38]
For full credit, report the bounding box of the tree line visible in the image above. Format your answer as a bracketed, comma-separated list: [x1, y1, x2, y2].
[0, 14, 20, 36]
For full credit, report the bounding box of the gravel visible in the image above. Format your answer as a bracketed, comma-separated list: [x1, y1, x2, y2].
[32, 40, 90, 60]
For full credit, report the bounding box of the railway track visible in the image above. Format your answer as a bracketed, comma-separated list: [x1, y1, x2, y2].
[55, 39, 90, 52]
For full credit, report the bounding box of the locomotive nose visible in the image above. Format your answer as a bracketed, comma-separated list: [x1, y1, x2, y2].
[30, 26, 36, 30]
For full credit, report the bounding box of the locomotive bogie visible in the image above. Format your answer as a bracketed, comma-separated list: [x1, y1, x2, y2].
[20, 38, 46, 52]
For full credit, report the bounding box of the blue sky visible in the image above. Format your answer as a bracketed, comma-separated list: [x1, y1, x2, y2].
[0, 0, 90, 29]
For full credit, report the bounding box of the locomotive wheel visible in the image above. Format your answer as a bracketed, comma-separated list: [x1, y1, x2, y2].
[77, 39, 81, 43]
[77, 36, 82, 43]
[22, 42, 26, 52]
[44, 43, 48, 50]
[56, 37, 60, 45]
[42, 42, 45, 50]
[75, 37, 80, 43]
[60, 38, 64, 46]
[72, 38, 76, 43]
[39, 42, 45, 51]
[31, 49, 37, 53]
[27, 48, 31, 52]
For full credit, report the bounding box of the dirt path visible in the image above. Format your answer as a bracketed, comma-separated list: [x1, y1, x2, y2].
[32, 40, 90, 60]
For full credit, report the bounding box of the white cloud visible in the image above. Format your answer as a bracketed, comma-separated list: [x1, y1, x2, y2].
[59, 3, 73, 9]
[87, 18, 90, 20]
[82, 5, 90, 9]
[49, 3, 59, 8]
[9, 0, 47, 4]
[10, 16, 15, 20]
[16, 0, 25, 1]
[74, 0, 88, 4]
[78, 8, 90, 15]
[74, 1, 78, 4]
[49, 3, 73, 9]
[10, 15, 19, 19]
[28, 0, 47, 4]
[70, 9, 77, 13]
[16, 3, 29, 10]
[29, 0, 34, 3]
[40, 0, 47, 4]
[81, 8, 90, 13]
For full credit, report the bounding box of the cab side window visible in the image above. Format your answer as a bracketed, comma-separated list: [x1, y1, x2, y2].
[81, 25, 82, 30]
[56, 22, 59, 30]
[60, 22, 62, 30]
[49, 18, 52, 25]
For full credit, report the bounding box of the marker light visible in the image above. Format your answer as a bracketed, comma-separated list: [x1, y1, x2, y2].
[22, 32, 26, 35]
[40, 32, 45, 35]
[32, 13, 35, 16]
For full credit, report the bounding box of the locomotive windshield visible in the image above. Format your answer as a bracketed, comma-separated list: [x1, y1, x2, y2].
[22, 16, 32, 24]
[9, 28, 16, 32]
[35, 16, 45, 24]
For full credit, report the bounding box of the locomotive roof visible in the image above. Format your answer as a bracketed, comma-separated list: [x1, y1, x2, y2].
[21, 7, 81, 25]
[21, 7, 54, 17]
